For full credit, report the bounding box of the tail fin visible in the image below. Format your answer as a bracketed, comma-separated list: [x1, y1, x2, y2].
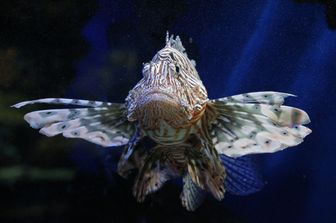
[13, 98, 134, 147]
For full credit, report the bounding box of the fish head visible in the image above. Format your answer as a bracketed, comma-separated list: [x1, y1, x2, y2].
[126, 34, 208, 129]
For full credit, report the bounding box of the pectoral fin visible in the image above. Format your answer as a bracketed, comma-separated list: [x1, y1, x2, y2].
[209, 92, 311, 157]
[13, 98, 135, 147]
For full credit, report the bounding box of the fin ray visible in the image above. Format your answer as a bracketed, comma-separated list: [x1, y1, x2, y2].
[180, 175, 206, 211]
[214, 91, 295, 105]
[12, 98, 112, 108]
[220, 155, 264, 195]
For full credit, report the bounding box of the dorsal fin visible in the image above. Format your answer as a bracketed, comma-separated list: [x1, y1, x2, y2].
[165, 31, 196, 66]
[165, 31, 186, 54]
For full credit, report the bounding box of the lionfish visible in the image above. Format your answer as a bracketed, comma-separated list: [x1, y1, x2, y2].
[13, 33, 311, 211]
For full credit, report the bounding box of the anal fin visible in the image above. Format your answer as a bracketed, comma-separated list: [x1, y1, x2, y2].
[185, 141, 226, 201]
[180, 175, 205, 211]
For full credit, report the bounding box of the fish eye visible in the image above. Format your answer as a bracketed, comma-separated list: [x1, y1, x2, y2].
[169, 52, 175, 60]
[175, 65, 180, 73]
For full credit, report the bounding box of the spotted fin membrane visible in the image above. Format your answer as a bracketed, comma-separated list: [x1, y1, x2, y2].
[210, 91, 311, 158]
[12, 98, 134, 147]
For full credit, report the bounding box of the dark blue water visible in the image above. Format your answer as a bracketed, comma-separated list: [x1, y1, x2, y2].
[2, 0, 335, 222]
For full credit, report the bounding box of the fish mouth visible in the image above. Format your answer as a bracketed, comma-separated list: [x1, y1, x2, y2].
[135, 92, 189, 129]
[128, 88, 191, 128]
[143, 89, 178, 104]
[145, 89, 175, 99]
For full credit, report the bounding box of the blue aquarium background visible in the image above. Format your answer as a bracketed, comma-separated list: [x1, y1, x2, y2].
[1, 0, 336, 222]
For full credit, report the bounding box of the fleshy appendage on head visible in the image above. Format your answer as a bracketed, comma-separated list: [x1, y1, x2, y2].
[126, 34, 208, 129]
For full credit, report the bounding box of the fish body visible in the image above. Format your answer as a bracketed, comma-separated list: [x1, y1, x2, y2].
[13, 33, 311, 211]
